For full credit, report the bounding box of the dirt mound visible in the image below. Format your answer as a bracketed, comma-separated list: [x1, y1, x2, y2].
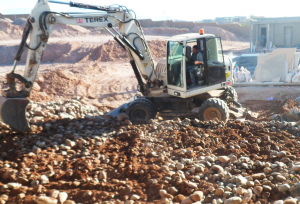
[0, 19, 93, 40]
[191, 26, 247, 41]
[51, 24, 91, 37]
[81, 40, 166, 62]
[143, 27, 189, 36]
[0, 40, 166, 65]
[0, 19, 23, 40]
[12, 18, 27, 26]
[21, 61, 137, 109]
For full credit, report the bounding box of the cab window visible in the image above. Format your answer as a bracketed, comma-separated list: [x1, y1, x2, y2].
[167, 41, 183, 87]
[206, 38, 224, 63]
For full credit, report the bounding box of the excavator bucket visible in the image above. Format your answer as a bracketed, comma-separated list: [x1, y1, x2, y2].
[0, 96, 30, 132]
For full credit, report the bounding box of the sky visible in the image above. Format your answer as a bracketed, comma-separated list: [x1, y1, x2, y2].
[1, 0, 300, 21]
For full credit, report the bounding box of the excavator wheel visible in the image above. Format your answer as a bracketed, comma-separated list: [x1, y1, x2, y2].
[199, 98, 229, 122]
[126, 98, 157, 122]
[225, 86, 238, 102]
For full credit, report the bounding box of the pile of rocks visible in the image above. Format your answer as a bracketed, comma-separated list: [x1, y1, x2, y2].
[0, 99, 103, 134]
[1, 115, 300, 203]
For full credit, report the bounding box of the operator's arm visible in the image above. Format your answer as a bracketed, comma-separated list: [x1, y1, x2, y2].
[194, 52, 203, 65]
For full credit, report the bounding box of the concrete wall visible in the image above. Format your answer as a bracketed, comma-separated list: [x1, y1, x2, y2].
[139, 19, 250, 37]
[272, 23, 300, 47]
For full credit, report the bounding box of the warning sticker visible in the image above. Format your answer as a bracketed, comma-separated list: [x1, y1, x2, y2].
[144, 63, 148, 68]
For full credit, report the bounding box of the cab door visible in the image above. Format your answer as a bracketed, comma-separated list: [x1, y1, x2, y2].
[204, 37, 226, 86]
[166, 41, 186, 92]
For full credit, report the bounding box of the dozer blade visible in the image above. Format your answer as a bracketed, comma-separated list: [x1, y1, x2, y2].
[0, 96, 30, 132]
[229, 106, 258, 121]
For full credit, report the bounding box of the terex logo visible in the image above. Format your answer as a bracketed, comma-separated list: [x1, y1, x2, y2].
[77, 18, 83, 24]
[85, 17, 108, 23]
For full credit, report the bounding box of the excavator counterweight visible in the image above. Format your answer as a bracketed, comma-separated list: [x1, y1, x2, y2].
[0, 97, 30, 132]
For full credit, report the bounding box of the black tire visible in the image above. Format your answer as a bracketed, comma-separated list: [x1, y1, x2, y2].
[225, 86, 238, 102]
[126, 98, 157, 122]
[199, 98, 229, 122]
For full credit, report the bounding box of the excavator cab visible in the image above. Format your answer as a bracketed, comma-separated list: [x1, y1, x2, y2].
[165, 33, 232, 98]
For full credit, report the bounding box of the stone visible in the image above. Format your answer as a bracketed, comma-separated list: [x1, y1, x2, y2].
[99, 171, 107, 180]
[169, 186, 178, 195]
[242, 189, 252, 204]
[278, 184, 290, 192]
[292, 165, 300, 171]
[62, 201, 76, 204]
[284, 198, 297, 204]
[236, 187, 245, 195]
[36, 196, 58, 204]
[40, 175, 49, 184]
[253, 186, 263, 197]
[51, 190, 60, 198]
[176, 163, 184, 170]
[190, 191, 204, 202]
[219, 156, 230, 163]
[252, 173, 266, 180]
[262, 192, 270, 199]
[211, 165, 224, 173]
[236, 175, 248, 187]
[276, 175, 286, 182]
[65, 139, 76, 148]
[159, 189, 167, 198]
[130, 194, 140, 200]
[181, 197, 193, 204]
[215, 188, 224, 196]
[263, 185, 272, 192]
[187, 182, 198, 188]
[264, 167, 272, 174]
[7, 182, 22, 188]
[125, 119, 132, 126]
[17, 193, 26, 199]
[58, 192, 68, 203]
[175, 194, 185, 202]
[224, 197, 242, 204]
[274, 201, 284, 204]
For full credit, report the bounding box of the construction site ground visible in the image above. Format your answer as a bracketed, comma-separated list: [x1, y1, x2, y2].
[2, 19, 300, 204]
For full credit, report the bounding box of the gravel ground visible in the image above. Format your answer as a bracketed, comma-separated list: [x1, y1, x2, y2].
[1, 100, 300, 204]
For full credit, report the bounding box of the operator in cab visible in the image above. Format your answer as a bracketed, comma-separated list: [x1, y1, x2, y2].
[187, 45, 203, 87]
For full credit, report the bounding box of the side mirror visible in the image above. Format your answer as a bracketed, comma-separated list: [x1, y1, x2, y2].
[186, 46, 191, 59]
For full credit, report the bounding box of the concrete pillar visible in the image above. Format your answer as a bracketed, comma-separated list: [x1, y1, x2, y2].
[266, 24, 270, 50]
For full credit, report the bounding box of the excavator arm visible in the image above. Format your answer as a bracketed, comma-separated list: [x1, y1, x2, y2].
[0, 0, 156, 132]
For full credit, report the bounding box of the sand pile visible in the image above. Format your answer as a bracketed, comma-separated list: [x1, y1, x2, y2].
[0, 19, 23, 40]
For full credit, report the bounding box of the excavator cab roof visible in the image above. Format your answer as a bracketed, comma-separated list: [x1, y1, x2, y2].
[167, 33, 215, 42]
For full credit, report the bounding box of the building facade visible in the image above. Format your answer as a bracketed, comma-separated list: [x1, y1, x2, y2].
[250, 17, 300, 49]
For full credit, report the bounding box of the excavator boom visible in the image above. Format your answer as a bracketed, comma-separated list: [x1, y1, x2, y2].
[0, 0, 156, 132]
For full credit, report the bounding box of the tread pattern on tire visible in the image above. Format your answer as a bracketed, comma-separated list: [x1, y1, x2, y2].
[225, 86, 238, 102]
[126, 98, 157, 121]
[198, 98, 229, 122]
